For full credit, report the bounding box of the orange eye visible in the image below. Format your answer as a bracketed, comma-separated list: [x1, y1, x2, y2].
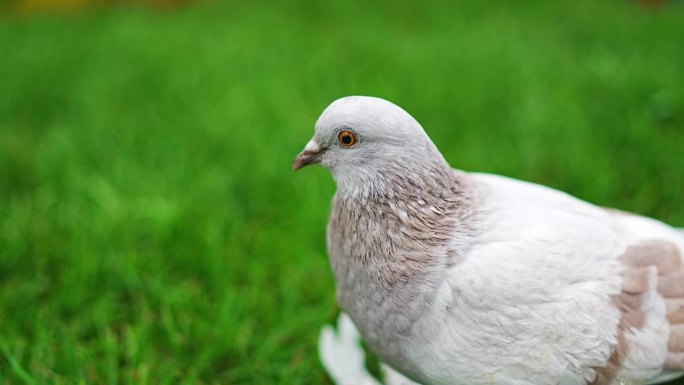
[337, 130, 357, 147]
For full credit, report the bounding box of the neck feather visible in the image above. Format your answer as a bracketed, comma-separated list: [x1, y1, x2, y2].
[333, 145, 459, 200]
[326, 157, 478, 344]
[328, 158, 477, 289]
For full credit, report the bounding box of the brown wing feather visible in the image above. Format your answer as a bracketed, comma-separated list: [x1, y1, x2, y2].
[667, 298, 684, 324]
[658, 234, 684, 370]
[620, 240, 684, 370]
[593, 240, 684, 384]
[650, 241, 684, 370]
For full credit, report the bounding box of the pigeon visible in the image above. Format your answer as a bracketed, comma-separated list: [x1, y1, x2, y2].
[293, 96, 684, 385]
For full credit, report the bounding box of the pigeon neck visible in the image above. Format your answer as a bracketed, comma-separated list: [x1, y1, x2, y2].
[327, 160, 478, 351]
[334, 147, 459, 200]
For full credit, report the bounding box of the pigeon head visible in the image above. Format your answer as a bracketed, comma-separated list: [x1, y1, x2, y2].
[293, 96, 450, 191]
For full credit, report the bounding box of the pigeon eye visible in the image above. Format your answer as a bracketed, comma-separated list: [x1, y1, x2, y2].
[337, 130, 357, 147]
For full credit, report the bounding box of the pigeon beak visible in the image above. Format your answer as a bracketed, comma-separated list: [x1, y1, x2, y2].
[292, 140, 326, 171]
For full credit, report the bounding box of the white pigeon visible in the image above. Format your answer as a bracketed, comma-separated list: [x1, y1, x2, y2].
[293, 96, 684, 385]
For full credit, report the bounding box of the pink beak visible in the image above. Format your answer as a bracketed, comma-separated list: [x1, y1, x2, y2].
[292, 140, 326, 171]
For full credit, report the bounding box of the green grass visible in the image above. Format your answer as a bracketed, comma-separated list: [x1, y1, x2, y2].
[0, 0, 683, 383]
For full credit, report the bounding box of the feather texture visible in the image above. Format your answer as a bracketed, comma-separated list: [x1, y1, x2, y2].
[297, 96, 684, 385]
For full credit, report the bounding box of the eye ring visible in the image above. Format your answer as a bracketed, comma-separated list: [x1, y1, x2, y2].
[337, 129, 357, 147]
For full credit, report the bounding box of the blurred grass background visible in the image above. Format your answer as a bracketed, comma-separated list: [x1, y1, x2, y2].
[0, 0, 683, 383]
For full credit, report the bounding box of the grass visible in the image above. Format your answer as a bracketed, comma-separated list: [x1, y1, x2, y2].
[0, 0, 683, 383]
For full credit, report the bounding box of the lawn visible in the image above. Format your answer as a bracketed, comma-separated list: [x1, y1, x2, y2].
[0, 0, 683, 383]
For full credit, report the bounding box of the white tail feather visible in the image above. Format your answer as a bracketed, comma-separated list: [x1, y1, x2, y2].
[319, 313, 422, 385]
[319, 313, 383, 385]
[382, 364, 422, 385]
